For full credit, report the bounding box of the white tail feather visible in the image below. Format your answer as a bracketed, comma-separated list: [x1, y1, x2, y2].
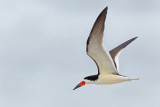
[129, 78, 140, 80]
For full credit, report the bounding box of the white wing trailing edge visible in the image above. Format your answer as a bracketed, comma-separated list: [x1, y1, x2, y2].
[86, 7, 119, 75]
[109, 37, 138, 71]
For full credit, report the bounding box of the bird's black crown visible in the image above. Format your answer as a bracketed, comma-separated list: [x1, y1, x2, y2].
[84, 75, 98, 81]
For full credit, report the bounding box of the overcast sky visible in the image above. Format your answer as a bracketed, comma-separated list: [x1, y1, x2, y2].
[0, 0, 160, 107]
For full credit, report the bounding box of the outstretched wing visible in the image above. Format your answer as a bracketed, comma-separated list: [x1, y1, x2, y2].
[86, 7, 119, 75]
[109, 37, 138, 71]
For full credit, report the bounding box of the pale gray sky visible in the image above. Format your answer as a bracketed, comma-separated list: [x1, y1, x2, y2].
[0, 0, 160, 107]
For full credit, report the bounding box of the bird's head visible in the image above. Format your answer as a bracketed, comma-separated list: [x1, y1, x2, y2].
[73, 81, 86, 90]
[73, 75, 98, 90]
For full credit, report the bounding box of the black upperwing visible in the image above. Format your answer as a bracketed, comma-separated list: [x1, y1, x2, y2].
[109, 37, 138, 70]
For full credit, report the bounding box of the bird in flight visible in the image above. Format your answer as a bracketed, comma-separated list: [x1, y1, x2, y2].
[73, 7, 139, 90]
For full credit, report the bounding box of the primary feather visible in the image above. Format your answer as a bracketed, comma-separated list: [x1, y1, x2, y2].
[86, 7, 119, 75]
[109, 37, 138, 71]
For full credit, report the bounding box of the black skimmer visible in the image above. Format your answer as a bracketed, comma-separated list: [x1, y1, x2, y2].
[73, 7, 139, 90]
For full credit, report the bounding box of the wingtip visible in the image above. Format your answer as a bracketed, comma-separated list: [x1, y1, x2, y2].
[134, 36, 138, 39]
[100, 6, 108, 14]
[105, 6, 108, 10]
[103, 6, 108, 12]
[99, 6, 108, 16]
[132, 36, 138, 41]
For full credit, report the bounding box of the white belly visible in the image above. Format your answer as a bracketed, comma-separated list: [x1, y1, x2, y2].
[95, 74, 136, 84]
